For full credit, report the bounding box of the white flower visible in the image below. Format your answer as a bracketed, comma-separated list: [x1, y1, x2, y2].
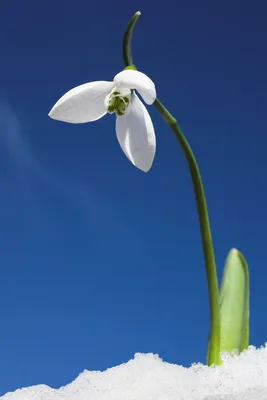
[49, 70, 156, 172]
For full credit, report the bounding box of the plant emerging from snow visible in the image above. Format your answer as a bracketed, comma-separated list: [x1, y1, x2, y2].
[48, 11, 250, 367]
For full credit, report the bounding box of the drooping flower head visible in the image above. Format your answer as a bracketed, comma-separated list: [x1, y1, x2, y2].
[49, 69, 156, 172]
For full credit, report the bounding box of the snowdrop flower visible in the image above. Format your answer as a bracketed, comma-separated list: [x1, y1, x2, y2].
[49, 70, 156, 172]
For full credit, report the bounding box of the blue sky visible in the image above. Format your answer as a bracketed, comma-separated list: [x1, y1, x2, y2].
[0, 0, 267, 395]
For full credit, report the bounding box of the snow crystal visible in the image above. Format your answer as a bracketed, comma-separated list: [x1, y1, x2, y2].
[2, 345, 267, 400]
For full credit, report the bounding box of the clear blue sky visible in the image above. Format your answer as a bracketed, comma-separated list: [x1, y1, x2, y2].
[0, 0, 266, 395]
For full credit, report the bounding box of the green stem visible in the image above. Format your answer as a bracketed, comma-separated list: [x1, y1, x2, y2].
[122, 11, 141, 67]
[122, 12, 221, 366]
[154, 99, 220, 366]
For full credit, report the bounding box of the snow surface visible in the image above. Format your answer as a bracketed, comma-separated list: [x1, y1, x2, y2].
[2, 345, 267, 400]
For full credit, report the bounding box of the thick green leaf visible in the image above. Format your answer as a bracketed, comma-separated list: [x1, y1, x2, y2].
[219, 248, 249, 353]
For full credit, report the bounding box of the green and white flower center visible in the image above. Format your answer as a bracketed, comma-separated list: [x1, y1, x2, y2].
[105, 87, 131, 116]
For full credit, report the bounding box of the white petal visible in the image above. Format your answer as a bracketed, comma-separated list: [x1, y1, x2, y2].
[49, 81, 114, 123]
[114, 70, 156, 105]
[115, 93, 156, 172]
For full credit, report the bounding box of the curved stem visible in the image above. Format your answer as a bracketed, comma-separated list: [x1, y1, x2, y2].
[122, 11, 141, 66]
[154, 99, 220, 365]
[122, 12, 221, 366]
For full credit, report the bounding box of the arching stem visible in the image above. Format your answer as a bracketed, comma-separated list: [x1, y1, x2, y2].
[122, 12, 221, 366]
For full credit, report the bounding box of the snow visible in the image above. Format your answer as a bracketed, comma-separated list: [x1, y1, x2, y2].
[2, 345, 267, 400]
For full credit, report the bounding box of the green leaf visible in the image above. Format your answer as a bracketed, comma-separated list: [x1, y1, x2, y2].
[238, 252, 249, 352]
[219, 248, 249, 354]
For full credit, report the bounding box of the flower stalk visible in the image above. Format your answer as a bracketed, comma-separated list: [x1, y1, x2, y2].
[154, 100, 221, 366]
[122, 12, 221, 366]
[123, 11, 141, 67]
